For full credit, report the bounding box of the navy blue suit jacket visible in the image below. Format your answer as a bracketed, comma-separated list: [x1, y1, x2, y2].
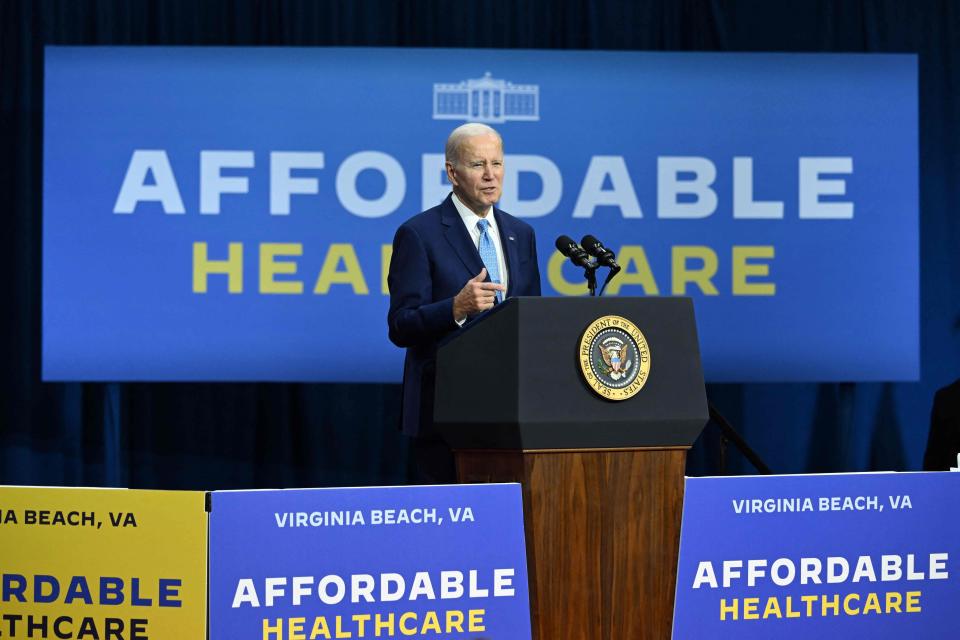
[387, 194, 542, 437]
[924, 379, 960, 470]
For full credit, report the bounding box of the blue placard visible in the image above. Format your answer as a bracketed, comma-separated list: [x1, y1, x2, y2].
[43, 47, 918, 382]
[672, 472, 960, 639]
[208, 484, 532, 640]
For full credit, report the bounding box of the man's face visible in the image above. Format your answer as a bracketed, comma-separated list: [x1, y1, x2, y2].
[446, 133, 504, 217]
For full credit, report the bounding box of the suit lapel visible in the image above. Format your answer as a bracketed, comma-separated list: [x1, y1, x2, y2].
[495, 208, 520, 298]
[441, 195, 485, 278]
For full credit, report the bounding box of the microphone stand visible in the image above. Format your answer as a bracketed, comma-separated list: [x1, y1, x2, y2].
[708, 403, 772, 475]
[585, 262, 599, 297]
[597, 265, 621, 297]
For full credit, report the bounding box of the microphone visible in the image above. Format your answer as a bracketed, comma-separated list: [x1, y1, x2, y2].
[555, 235, 594, 269]
[581, 235, 620, 271]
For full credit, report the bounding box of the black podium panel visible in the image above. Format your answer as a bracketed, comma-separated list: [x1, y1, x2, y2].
[434, 297, 708, 450]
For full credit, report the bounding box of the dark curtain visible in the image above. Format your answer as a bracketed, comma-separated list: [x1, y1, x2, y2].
[2, 0, 959, 488]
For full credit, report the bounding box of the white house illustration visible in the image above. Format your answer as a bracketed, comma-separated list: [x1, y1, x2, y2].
[433, 72, 540, 123]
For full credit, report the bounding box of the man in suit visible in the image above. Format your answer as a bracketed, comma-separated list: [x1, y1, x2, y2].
[923, 378, 960, 470]
[387, 123, 542, 483]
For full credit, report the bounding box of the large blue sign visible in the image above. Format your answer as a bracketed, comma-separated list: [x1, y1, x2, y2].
[208, 484, 532, 639]
[673, 472, 960, 639]
[43, 47, 918, 381]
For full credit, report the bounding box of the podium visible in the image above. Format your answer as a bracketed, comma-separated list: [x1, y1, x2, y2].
[434, 297, 708, 640]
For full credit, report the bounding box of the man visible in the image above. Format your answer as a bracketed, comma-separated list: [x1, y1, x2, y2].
[387, 123, 542, 483]
[923, 378, 960, 471]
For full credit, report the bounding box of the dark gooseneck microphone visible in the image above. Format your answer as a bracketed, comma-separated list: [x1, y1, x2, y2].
[555, 235, 594, 269]
[580, 235, 620, 272]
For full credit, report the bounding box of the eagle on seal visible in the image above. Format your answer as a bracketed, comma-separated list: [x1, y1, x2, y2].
[601, 343, 631, 373]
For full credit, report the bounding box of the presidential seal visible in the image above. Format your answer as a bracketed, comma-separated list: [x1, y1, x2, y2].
[578, 315, 651, 400]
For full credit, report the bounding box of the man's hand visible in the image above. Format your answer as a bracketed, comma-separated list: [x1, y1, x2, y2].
[453, 268, 505, 319]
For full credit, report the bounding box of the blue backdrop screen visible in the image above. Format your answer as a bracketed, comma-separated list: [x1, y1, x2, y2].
[43, 47, 918, 381]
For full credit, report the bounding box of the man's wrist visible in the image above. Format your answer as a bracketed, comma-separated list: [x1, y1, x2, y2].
[452, 295, 464, 321]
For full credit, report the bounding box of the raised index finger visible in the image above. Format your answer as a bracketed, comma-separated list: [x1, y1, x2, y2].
[476, 282, 506, 291]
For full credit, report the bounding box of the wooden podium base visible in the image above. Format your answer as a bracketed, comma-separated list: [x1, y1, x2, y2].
[456, 447, 687, 640]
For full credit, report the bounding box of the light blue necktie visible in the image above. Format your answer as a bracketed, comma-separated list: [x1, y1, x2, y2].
[476, 218, 503, 303]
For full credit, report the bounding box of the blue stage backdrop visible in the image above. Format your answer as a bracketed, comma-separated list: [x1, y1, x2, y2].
[43, 47, 918, 382]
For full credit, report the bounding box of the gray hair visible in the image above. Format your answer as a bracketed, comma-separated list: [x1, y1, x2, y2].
[444, 123, 503, 165]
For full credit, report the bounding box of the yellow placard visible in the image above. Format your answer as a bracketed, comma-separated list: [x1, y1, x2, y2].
[0, 486, 207, 639]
